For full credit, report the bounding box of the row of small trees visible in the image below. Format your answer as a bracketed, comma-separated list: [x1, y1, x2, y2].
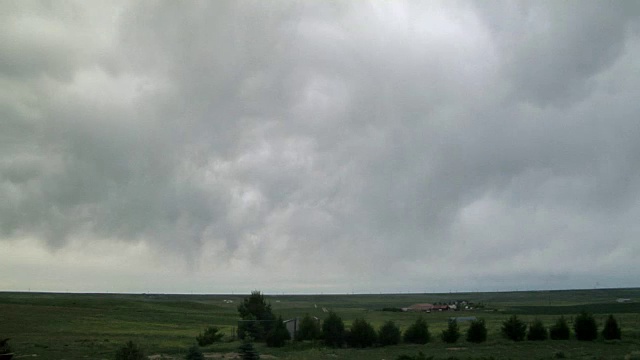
[501, 312, 622, 342]
[321, 312, 429, 348]
[304, 311, 622, 348]
[113, 313, 622, 359]
[308, 312, 489, 347]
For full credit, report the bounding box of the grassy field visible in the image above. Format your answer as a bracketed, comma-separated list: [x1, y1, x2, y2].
[1, 288, 639, 359]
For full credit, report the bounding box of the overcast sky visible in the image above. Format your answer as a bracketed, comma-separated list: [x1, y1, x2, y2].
[2, 1, 640, 294]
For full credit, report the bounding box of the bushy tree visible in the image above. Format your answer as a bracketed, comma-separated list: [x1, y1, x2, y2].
[322, 312, 345, 347]
[441, 319, 461, 344]
[238, 291, 274, 320]
[296, 314, 320, 341]
[238, 338, 260, 360]
[549, 316, 570, 340]
[196, 326, 224, 346]
[602, 314, 621, 340]
[347, 318, 377, 348]
[185, 345, 204, 360]
[466, 319, 487, 343]
[527, 319, 548, 341]
[574, 311, 598, 341]
[378, 320, 402, 346]
[403, 317, 430, 344]
[266, 316, 290, 347]
[114, 341, 145, 360]
[237, 291, 275, 340]
[501, 315, 527, 341]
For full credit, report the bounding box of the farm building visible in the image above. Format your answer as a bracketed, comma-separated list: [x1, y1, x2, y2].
[404, 303, 434, 312]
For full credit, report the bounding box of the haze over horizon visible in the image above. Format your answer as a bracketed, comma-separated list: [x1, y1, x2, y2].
[2, 1, 640, 294]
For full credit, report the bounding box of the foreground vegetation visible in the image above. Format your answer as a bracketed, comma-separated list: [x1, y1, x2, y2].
[1, 288, 639, 359]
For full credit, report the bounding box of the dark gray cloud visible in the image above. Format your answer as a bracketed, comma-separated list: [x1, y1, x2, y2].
[1, 1, 640, 293]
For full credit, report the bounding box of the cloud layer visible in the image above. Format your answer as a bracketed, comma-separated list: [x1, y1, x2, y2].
[2, 1, 640, 293]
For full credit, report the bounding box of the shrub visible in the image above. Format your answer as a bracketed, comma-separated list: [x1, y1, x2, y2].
[574, 311, 598, 341]
[466, 319, 487, 343]
[114, 341, 145, 360]
[602, 314, 621, 340]
[501, 315, 526, 341]
[549, 316, 570, 340]
[266, 316, 290, 347]
[296, 314, 320, 341]
[378, 320, 402, 346]
[322, 312, 345, 347]
[0, 339, 11, 354]
[347, 318, 377, 348]
[196, 326, 224, 346]
[527, 319, 548, 341]
[441, 319, 461, 344]
[185, 345, 204, 360]
[403, 317, 430, 344]
[238, 339, 260, 360]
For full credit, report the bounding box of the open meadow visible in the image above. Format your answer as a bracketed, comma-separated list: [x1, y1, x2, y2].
[1, 288, 639, 359]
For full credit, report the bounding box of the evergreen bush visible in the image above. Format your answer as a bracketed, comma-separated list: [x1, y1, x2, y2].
[114, 341, 145, 360]
[238, 339, 260, 360]
[321, 312, 345, 348]
[574, 311, 598, 341]
[527, 319, 548, 341]
[466, 319, 487, 343]
[296, 314, 320, 341]
[185, 345, 204, 360]
[196, 326, 224, 346]
[403, 317, 430, 344]
[378, 320, 402, 346]
[441, 319, 461, 344]
[501, 315, 526, 341]
[265, 316, 290, 347]
[549, 316, 570, 340]
[0, 339, 11, 355]
[347, 318, 377, 348]
[602, 314, 621, 340]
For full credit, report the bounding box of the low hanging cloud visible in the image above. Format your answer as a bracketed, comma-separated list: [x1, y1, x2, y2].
[1, 1, 640, 293]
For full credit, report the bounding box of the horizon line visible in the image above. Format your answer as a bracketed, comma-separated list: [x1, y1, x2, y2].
[1, 286, 638, 297]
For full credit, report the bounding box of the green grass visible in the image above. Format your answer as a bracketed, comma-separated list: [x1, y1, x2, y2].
[1, 288, 639, 359]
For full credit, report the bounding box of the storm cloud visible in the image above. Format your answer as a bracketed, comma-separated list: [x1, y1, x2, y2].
[2, 1, 640, 293]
